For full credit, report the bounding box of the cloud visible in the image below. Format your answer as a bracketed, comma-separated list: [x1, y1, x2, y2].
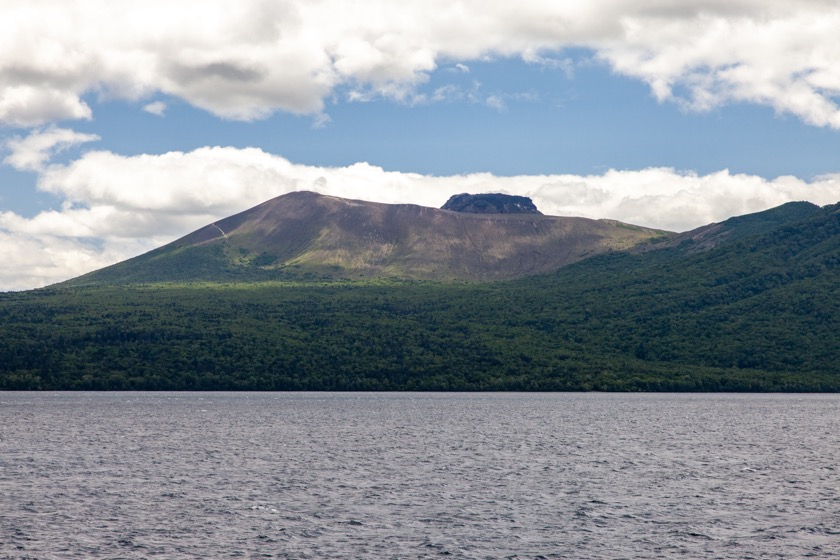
[0, 228, 160, 292]
[597, 3, 840, 128]
[3, 142, 840, 290]
[3, 127, 100, 172]
[529, 169, 839, 232]
[484, 91, 539, 111]
[485, 95, 506, 111]
[2, 1, 840, 128]
[522, 51, 575, 77]
[143, 101, 167, 116]
[0, 86, 93, 127]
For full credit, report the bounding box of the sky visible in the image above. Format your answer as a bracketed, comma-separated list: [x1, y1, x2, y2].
[3, 1, 840, 290]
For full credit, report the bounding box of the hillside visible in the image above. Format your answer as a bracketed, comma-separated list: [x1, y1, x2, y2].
[62, 191, 669, 286]
[1, 198, 838, 391]
[664, 201, 822, 251]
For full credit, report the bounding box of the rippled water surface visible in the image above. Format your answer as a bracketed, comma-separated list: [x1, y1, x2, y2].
[2, 392, 839, 559]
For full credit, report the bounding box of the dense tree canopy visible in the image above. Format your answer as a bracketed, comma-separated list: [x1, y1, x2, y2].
[2, 201, 838, 391]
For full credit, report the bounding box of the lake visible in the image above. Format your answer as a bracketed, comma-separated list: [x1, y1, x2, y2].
[1, 392, 838, 558]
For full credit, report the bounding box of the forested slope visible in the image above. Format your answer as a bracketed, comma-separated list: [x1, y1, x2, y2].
[1, 201, 837, 391]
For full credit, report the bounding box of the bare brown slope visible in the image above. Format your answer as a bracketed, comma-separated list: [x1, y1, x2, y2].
[174, 191, 670, 281]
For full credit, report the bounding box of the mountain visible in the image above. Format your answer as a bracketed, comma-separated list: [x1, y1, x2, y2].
[664, 201, 822, 251]
[63, 191, 669, 286]
[515, 200, 840, 386]
[2, 195, 838, 392]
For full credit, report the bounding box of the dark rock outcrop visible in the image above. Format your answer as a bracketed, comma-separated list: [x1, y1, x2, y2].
[442, 193, 542, 215]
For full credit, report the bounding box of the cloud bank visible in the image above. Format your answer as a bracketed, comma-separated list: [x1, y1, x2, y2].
[1, 0, 840, 127]
[3, 130, 839, 290]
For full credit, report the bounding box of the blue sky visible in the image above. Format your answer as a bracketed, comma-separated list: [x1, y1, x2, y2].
[2, 1, 840, 290]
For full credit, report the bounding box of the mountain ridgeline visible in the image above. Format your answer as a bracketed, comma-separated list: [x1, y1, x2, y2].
[63, 191, 667, 286]
[2, 193, 839, 391]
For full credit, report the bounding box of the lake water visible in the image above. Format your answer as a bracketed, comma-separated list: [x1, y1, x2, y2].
[1, 392, 839, 559]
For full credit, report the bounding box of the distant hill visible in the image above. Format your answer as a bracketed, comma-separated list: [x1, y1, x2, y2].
[665, 201, 822, 251]
[62, 191, 668, 286]
[2, 195, 839, 392]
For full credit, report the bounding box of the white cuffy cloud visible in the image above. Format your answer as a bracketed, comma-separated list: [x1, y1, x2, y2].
[1, 1, 840, 127]
[2, 138, 840, 290]
[143, 101, 167, 117]
[3, 127, 100, 172]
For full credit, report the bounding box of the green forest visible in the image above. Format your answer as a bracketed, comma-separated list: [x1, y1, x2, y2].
[1, 202, 839, 392]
